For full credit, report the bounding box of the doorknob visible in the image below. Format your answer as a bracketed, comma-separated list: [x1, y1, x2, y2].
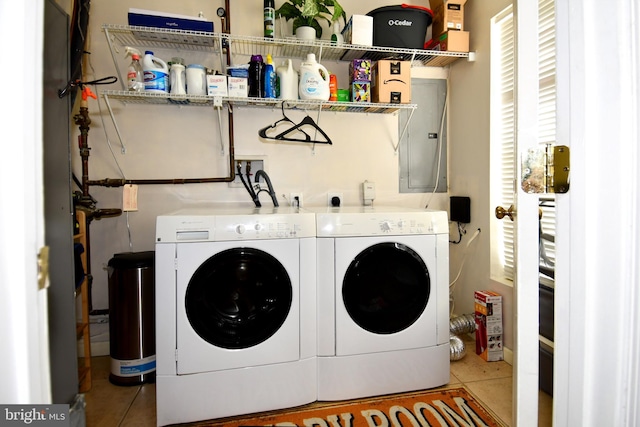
[495, 205, 515, 221]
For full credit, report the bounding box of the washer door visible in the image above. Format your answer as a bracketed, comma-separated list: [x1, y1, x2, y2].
[175, 240, 300, 375]
[342, 242, 430, 334]
[334, 235, 438, 356]
[185, 247, 292, 350]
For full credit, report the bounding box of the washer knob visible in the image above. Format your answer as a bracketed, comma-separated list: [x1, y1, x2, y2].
[236, 224, 246, 234]
[254, 223, 262, 231]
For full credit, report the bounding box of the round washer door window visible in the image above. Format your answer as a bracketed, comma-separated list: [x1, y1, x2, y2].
[185, 247, 292, 349]
[342, 242, 430, 334]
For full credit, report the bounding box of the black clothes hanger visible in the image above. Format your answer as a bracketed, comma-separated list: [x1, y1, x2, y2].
[258, 103, 333, 145]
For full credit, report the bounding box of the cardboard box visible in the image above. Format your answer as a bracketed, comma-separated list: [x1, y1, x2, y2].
[425, 30, 469, 53]
[349, 59, 372, 82]
[350, 81, 371, 102]
[227, 77, 248, 98]
[430, 0, 466, 38]
[371, 60, 411, 104]
[206, 75, 228, 97]
[474, 290, 504, 362]
[342, 15, 373, 46]
[128, 8, 214, 32]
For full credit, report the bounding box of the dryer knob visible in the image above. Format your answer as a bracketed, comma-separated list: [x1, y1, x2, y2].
[236, 224, 246, 234]
[254, 223, 262, 231]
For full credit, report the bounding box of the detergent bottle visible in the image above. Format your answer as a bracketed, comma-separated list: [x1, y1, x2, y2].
[298, 53, 330, 101]
[263, 54, 276, 98]
[276, 59, 298, 100]
[142, 50, 169, 93]
[124, 47, 144, 92]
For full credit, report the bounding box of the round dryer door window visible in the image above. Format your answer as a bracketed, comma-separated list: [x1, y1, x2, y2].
[342, 242, 430, 334]
[185, 247, 292, 349]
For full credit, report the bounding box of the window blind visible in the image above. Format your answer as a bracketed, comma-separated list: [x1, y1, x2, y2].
[493, 0, 556, 282]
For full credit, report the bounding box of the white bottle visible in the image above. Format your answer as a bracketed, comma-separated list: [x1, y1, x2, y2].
[331, 22, 344, 45]
[142, 51, 169, 93]
[277, 59, 298, 100]
[299, 53, 330, 101]
[127, 53, 144, 92]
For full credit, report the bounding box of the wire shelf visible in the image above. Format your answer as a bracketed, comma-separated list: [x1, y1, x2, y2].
[102, 24, 468, 66]
[102, 90, 417, 114]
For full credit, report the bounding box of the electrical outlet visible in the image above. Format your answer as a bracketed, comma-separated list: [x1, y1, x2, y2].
[229, 157, 266, 188]
[327, 192, 343, 207]
[289, 193, 303, 207]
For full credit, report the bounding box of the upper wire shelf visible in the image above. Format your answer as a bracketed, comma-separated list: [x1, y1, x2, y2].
[102, 24, 468, 66]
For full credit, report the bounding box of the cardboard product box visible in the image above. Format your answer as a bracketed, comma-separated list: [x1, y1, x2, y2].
[206, 75, 228, 97]
[227, 77, 248, 98]
[342, 15, 373, 46]
[425, 30, 469, 53]
[349, 59, 372, 83]
[350, 81, 371, 102]
[128, 9, 214, 45]
[474, 290, 504, 362]
[430, 0, 466, 38]
[371, 60, 411, 104]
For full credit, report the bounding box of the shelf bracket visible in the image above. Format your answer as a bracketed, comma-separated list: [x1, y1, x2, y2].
[214, 97, 225, 155]
[103, 93, 127, 154]
[394, 106, 417, 153]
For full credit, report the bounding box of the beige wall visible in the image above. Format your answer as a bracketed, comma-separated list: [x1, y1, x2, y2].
[73, 0, 514, 350]
[447, 0, 514, 350]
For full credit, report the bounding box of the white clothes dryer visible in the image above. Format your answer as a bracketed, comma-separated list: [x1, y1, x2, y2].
[310, 206, 450, 401]
[155, 206, 316, 426]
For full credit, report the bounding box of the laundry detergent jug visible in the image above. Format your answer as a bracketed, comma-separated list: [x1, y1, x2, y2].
[298, 53, 330, 101]
[277, 59, 298, 100]
[142, 51, 169, 93]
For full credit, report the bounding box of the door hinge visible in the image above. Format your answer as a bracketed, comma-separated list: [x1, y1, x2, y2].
[37, 246, 50, 290]
[521, 145, 570, 194]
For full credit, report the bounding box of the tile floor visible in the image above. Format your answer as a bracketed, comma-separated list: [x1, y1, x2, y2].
[84, 340, 553, 426]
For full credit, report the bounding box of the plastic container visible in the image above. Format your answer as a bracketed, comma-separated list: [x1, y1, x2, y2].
[331, 22, 344, 45]
[142, 51, 169, 93]
[367, 5, 433, 49]
[127, 54, 144, 92]
[263, 54, 276, 98]
[186, 64, 206, 95]
[248, 54, 264, 98]
[169, 63, 186, 95]
[276, 59, 297, 100]
[264, 0, 275, 38]
[329, 74, 338, 101]
[298, 53, 330, 101]
[108, 251, 156, 386]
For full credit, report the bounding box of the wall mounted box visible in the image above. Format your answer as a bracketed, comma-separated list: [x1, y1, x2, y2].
[341, 15, 373, 46]
[450, 196, 471, 223]
[430, 0, 466, 38]
[474, 290, 504, 362]
[425, 30, 469, 53]
[371, 60, 411, 104]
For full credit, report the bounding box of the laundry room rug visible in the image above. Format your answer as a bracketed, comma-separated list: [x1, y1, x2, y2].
[190, 387, 505, 427]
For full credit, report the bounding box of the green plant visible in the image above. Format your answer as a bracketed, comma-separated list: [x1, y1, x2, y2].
[275, 0, 346, 39]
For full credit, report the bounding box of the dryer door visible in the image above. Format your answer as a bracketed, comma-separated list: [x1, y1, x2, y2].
[185, 247, 292, 350]
[175, 240, 300, 375]
[335, 235, 438, 355]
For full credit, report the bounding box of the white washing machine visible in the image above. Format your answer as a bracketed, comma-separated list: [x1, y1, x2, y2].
[155, 206, 317, 426]
[310, 206, 450, 401]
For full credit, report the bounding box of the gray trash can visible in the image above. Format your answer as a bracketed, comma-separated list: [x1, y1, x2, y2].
[107, 251, 155, 386]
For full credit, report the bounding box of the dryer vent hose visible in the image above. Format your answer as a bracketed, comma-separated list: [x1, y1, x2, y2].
[449, 313, 476, 361]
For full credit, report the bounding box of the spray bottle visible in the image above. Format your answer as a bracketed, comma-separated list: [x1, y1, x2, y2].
[124, 47, 144, 92]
